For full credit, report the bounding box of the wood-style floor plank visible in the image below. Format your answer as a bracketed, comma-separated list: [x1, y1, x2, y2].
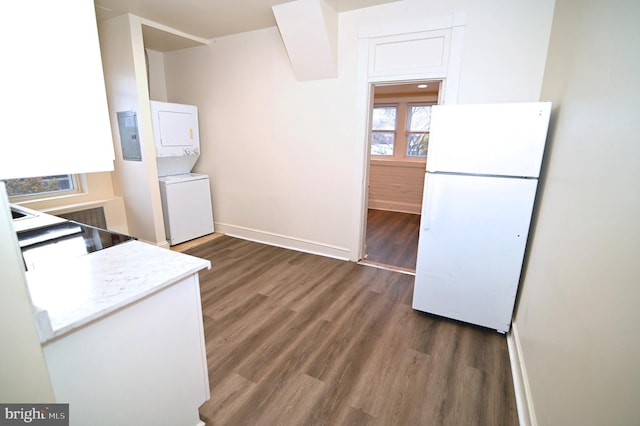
[187, 236, 518, 426]
[365, 209, 420, 272]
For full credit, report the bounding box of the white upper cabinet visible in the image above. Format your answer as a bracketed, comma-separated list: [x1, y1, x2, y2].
[0, 1, 115, 179]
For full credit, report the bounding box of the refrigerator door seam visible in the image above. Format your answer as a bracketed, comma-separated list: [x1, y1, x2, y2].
[427, 171, 538, 180]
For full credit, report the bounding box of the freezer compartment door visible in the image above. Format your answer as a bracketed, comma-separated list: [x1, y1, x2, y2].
[426, 102, 551, 177]
[413, 173, 538, 332]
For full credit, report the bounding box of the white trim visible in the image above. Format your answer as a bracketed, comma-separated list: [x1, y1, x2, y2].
[137, 16, 209, 45]
[7, 174, 83, 202]
[215, 222, 351, 261]
[350, 12, 467, 262]
[349, 37, 375, 261]
[358, 13, 457, 39]
[368, 200, 421, 215]
[507, 323, 538, 426]
[367, 29, 451, 79]
[443, 21, 465, 104]
[38, 198, 115, 216]
[156, 240, 171, 249]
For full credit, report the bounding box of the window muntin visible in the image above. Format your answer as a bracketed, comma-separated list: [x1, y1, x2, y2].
[406, 104, 432, 157]
[6, 175, 79, 198]
[371, 105, 397, 156]
[370, 101, 435, 161]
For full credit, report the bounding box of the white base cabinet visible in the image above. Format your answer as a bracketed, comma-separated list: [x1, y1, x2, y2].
[42, 274, 209, 426]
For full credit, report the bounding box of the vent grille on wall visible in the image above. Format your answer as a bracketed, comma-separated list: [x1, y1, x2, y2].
[58, 207, 107, 229]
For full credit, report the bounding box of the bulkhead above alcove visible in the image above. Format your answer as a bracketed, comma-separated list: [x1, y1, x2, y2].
[141, 22, 209, 52]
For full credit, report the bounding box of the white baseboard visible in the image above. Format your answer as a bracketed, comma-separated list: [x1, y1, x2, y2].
[214, 222, 352, 261]
[507, 323, 537, 426]
[368, 200, 421, 215]
[156, 240, 171, 249]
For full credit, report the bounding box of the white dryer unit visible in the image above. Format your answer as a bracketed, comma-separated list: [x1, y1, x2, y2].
[150, 100, 200, 177]
[159, 173, 214, 246]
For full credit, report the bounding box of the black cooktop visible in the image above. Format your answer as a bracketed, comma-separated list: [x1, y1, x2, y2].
[18, 220, 136, 272]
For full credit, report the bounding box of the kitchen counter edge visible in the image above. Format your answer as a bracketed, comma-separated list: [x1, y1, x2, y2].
[26, 240, 211, 344]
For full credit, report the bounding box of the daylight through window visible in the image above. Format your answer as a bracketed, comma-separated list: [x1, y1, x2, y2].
[371, 103, 433, 159]
[406, 104, 432, 157]
[6, 175, 78, 198]
[371, 105, 398, 156]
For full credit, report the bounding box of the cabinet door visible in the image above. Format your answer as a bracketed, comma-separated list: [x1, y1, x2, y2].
[1, 0, 114, 179]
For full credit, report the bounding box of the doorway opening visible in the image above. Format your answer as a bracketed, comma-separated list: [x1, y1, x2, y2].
[360, 80, 442, 274]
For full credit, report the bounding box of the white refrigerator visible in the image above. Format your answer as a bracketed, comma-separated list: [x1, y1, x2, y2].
[412, 102, 552, 333]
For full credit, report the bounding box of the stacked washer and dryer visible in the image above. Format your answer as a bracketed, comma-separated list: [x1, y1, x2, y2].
[150, 101, 214, 246]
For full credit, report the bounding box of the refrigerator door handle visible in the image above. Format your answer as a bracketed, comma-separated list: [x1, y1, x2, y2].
[422, 173, 435, 231]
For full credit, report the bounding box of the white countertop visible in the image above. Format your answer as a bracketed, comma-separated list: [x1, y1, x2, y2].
[26, 240, 210, 344]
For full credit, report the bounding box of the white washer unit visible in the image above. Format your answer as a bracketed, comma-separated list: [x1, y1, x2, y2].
[150, 101, 215, 245]
[159, 173, 214, 246]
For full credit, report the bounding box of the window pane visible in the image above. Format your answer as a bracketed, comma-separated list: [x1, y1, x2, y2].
[6, 175, 76, 197]
[372, 106, 397, 131]
[407, 133, 429, 157]
[406, 104, 432, 157]
[408, 105, 431, 131]
[371, 132, 395, 156]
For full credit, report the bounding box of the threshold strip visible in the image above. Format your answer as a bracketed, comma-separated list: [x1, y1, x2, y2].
[357, 260, 416, 276]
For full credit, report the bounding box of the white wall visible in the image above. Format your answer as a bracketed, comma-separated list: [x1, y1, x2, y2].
[159, 0, 555, 259]
[163, 29, 357, 258]
[511, 0, 640, 424]
[98, 15, 168, 246]
[147, 49, 168, 102]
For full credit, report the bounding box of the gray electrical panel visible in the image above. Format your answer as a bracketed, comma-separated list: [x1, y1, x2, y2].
[117, 111, 142, 161]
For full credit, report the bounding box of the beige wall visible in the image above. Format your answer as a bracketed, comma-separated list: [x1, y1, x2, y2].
[13, 172, 129, 235]
[512, 0, 640, 424]
[368, 161, 425, 214]
[159, 0, 555, 260]
[367, 93, 437, 214]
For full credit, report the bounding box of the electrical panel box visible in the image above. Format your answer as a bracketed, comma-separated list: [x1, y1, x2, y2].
[117, 111, 141, 161]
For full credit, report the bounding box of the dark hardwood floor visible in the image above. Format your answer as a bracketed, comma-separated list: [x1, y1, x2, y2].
[186, 235, 518, 426]
[364, 209, 421, 272]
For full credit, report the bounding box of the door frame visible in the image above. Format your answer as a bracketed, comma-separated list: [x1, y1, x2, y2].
[350, 12, 466, 262]
[361, 79, 445, 268]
